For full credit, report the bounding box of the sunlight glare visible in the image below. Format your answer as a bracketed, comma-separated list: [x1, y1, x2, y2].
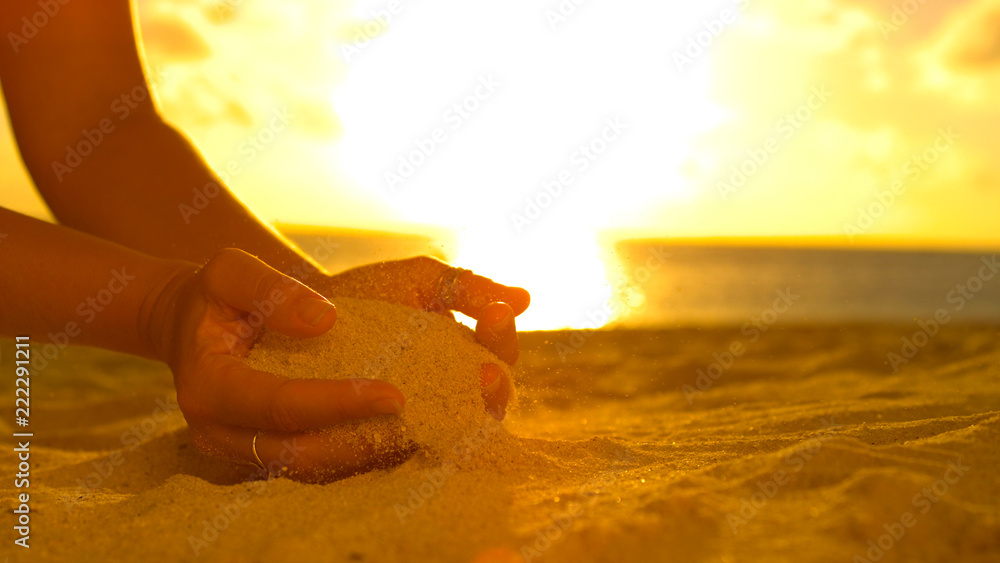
[453, 226, 614, 331]
[328, 1, 729, 329]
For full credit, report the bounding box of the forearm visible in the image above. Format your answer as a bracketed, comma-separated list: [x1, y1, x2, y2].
[0, 207, 193, 360]
[0, 0, 323, 283]
[23, 115, 324, 281]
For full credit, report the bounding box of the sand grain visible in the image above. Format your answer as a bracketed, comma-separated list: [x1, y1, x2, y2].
[245, 297, 512, 463]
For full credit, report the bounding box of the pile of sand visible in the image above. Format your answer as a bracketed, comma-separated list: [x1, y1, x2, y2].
[244, 296, 514, 465]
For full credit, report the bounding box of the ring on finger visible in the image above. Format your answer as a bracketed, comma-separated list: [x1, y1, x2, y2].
[436, 266, 469, 309]
[251, 429, 268, 475]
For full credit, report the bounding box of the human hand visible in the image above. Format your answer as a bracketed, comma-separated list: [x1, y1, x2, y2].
[150, 248, 413, 482]
[320, 256, 531, 420]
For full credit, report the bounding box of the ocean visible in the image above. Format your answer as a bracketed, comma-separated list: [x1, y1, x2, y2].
[284, 227, 1000, 328]
[612, 243, 1000, 327]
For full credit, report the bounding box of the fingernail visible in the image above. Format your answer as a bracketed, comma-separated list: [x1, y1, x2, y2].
[371, 397, 403, 415]
[296, 297, 334, 326]
[481, 367, 501, 391]
[488, 404, 506, 422]
[490, 308, 512, 332]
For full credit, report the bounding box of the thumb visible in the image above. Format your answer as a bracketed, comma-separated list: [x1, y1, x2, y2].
[199, 248, 337, 338]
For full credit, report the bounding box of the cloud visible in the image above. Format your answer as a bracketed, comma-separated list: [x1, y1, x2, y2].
[936, 0, 1000, 70]
[139, 13, 212, 62]
[137, 0, 356, 137]
[680, 0, 1000, 242]
[912, 0, 1000, 108]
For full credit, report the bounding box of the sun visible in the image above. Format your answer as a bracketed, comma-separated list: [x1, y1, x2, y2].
[451, 227, 615, 331]
[320, 1, 728, 329]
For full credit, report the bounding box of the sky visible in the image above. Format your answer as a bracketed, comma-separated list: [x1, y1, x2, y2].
[2, 0, 999, 328]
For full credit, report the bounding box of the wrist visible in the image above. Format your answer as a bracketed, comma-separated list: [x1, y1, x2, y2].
[137, 259, 199, 364]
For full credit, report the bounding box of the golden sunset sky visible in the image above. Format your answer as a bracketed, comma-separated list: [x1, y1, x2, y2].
[2, 0, 999, 327]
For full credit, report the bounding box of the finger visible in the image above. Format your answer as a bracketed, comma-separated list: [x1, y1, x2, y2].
[480, 363, 510, 421]
[446, 270, 530, 319]
[185, 354, 406, 432]
[194, 423, 415, 483]
[475, 302, 519, 365]
[200, 248, 337, 338]
[268, 426, 416, 483]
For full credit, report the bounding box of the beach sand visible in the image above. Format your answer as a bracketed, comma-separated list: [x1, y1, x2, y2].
[2, 322, 998, 562]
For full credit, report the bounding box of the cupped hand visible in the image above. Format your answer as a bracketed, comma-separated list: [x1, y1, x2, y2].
[152, 249, 412, 482]
[319, 255, 531, 419]
[152, 251, 529, 483]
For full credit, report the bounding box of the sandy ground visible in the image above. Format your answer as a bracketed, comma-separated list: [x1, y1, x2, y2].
[2, 323, 998, 562]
